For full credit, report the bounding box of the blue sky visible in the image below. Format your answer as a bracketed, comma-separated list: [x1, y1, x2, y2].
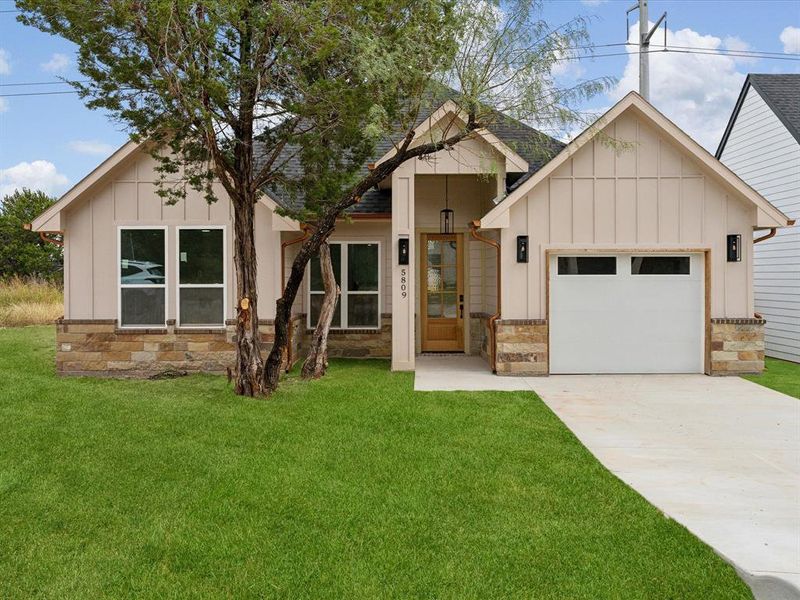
[0, 0, 798, 199]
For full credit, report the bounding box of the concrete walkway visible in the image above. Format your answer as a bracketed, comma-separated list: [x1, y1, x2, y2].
[414, 358, 800, 599]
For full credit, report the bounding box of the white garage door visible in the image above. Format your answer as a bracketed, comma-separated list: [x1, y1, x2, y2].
[549, 253, 704, 374]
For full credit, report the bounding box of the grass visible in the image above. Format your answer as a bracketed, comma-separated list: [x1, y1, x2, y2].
[0, 277, 62, 327]
[0, 327, 752, 599]
[744, 357, 800, 398]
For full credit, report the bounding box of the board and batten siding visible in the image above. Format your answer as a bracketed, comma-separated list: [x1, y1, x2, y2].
[62, 150, 283, 322]
[500, 110, 756, 321]
[719, 86, 800, 362]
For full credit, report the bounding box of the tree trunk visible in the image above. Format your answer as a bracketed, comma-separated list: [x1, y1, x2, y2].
[262, 120, 481, 394]
[232, 195, 263, 396]
[301, 242, 339, 379]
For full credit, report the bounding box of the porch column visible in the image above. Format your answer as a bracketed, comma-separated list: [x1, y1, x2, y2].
[391, 165, 415, 370]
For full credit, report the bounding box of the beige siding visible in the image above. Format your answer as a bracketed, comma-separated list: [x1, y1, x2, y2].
[501, 111, 756, 320]
[414, 174, 496, 230]
[62, 151, 283, 322]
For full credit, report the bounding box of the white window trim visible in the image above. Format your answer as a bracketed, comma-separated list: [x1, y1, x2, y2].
[117, 225, 169, 329]
[307, 241, 381, 331]
[176, 225, 228, 329]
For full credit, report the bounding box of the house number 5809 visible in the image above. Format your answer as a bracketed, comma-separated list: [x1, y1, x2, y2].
[400, 268, 407, 298]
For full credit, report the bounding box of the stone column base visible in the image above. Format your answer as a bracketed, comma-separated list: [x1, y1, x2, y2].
[494, 319, 548, 376]
[710, 318, 765, 375]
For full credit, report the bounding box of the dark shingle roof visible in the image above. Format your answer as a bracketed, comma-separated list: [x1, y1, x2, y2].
[749, 74, 800, 143]
[716, 74, 800, 157]
[260, 93, 564, 215]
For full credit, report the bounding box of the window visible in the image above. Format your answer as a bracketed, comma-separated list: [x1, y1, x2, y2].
[308, 242, 380, 329]
[557, 256, 616, 275]
[178, 227, 226, 327]
[119, 228, 167, 327]
[631, 256, 690, 275]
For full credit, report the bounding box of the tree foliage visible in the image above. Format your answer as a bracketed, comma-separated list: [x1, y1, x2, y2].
[16, 0, 612, 395]
[0, 189, 62, 281]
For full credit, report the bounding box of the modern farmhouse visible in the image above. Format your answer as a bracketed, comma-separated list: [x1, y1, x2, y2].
[30, 92, 792, 377]
[717, 74, 800, 363]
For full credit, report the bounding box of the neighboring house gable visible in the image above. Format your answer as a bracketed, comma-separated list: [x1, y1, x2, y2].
[717, 74, 800, 363]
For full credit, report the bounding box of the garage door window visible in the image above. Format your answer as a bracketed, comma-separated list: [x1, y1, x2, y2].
[631, 256, 690, 275]
[557, 256, 616, 275]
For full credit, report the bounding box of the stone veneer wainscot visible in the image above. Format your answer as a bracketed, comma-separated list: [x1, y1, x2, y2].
[55, 316, 305, 377]
[709, 318, 765, 375]
[494, 319, 548, 376]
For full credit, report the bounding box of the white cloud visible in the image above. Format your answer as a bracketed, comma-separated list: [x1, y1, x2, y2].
[0, 161, 69, 197]
[40, 52, 70, 73]
[723, 36, 759, 64]
[0, 98, 8, 113]
[581, 0, 607, 5]
[779, 26, 800, 54]
[609, 24, 753, 151]
[0, 48, 10, 75]
[68, 140, 114, 155]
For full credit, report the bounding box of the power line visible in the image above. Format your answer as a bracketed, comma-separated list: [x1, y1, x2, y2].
[664, 43, 798, 57]
[0, 90, 81, 97]
[0, 47, 797, 98]
[552, 47, 800, 62]
[0, 80, 89, 87]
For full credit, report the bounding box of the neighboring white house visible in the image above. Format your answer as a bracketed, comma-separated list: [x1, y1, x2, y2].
[717, 74, 800, 363]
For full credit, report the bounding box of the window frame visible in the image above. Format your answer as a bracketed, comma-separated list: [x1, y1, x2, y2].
[117, 225, 169, 330]
[176, 225, 228, 329]
[306, 240, 381, 331]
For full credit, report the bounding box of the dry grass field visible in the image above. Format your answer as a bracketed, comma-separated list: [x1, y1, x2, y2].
[0, 277, 62, 327]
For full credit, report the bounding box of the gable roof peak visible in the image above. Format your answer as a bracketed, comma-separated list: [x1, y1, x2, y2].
[479, 91, 791, 230]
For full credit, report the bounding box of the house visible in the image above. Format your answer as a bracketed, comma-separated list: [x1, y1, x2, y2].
[30, 92, 792, 378]
[717, 74, 800, 363]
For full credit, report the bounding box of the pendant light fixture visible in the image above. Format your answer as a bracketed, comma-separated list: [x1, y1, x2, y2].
[440, 175, 454, 234]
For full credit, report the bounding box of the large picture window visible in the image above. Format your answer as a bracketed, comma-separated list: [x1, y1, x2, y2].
[308, 242, 380, 329]
[119, 227, 167, 327]
[178, 227, 226, 327]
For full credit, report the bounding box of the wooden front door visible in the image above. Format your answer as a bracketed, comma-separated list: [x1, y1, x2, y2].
[421, 233, 464, 352]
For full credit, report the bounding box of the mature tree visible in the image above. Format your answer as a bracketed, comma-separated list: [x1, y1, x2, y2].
[18, 0, 461, 395]
[18, 0, 610, 395]
[0, 189, 62, 280]
[263, 0, 612, 391]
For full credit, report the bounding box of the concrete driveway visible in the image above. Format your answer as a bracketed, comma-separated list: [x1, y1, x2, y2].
[415, 359, 800, 597]
[530, 375, 800, 600]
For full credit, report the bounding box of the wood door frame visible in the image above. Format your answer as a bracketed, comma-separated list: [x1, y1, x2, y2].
[420, 233, 465, 352]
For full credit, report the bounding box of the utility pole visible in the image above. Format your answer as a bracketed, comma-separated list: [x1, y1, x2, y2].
[627, 0, 667, 101]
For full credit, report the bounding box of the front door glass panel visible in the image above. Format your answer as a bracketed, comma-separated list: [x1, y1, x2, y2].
[426, 239, 458, 318]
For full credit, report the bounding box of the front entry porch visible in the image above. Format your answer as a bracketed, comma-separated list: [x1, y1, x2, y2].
[391, 172, 504, 371]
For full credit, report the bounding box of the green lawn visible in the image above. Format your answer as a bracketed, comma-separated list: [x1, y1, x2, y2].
[0, 327, 751, 599]
[744, 357, 800, 398]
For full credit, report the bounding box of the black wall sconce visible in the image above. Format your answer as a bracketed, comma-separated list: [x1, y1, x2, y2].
[727, 234, 741, 262]
[398, 237, 410, 265]
[517, 235, 529, 263]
